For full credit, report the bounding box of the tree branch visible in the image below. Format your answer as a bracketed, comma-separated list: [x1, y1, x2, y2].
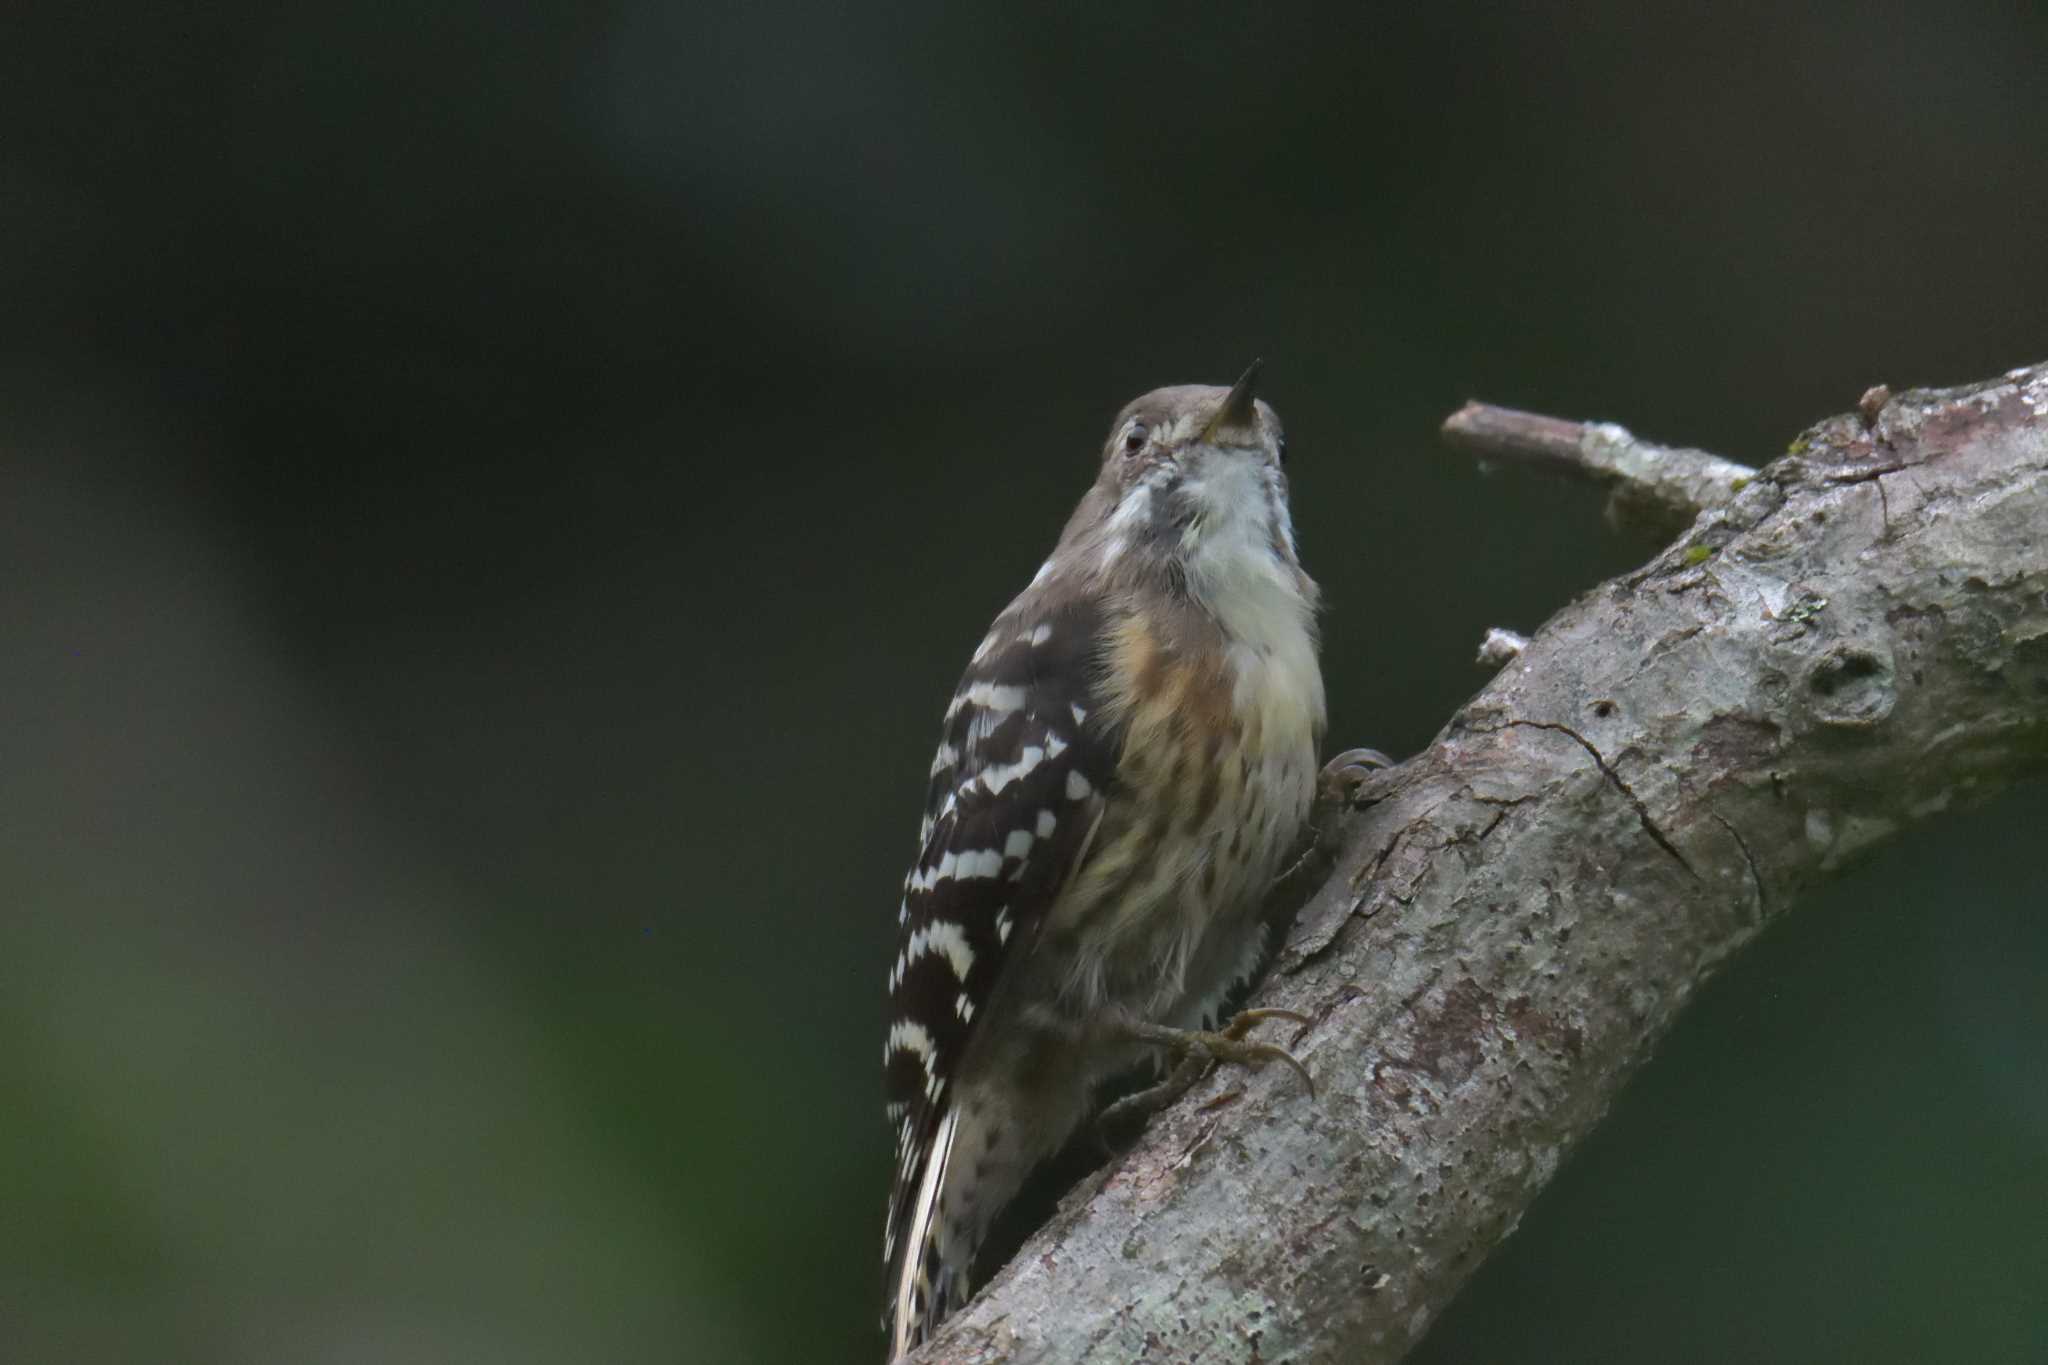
[912, 362, 2048, 1364]
[1442, 400, 1760, 535]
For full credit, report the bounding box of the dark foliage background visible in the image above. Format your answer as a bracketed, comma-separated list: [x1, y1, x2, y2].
[4, 3, 2044, 1360]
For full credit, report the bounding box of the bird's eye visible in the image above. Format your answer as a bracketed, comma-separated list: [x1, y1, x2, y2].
[1277, 435, 1289, 467]
[1122, 423, 1147, 456]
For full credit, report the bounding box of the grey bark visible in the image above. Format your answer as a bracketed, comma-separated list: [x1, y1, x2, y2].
[908, 362, 2048, 1365]
[1441, 399, 1756, 536]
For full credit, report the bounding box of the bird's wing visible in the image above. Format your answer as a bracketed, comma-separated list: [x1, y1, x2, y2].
[881, 589, 1119, 1287]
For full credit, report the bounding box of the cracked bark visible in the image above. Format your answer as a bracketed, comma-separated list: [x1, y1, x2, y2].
[906, 362, 2048, 1365]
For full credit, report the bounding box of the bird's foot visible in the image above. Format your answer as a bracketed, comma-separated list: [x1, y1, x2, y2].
[1096, 1008, 1317, 1142]
[1319, 746, 1395, 808]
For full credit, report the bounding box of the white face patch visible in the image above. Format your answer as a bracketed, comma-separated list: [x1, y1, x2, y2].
[1180, 453, 1272, 551]
[1098, 472, 1167, 566]
[1106, 482, 1153, 534]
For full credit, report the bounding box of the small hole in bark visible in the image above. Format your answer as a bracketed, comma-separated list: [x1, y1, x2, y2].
[1806, 646, 1895, 727]
[1810, 651, 1881, 696]
[1591, 699, 1616, 718]
[1813, 509, 1827, 524]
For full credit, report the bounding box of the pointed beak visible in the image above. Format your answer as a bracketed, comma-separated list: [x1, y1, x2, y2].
[1203, 359, 1263, 441]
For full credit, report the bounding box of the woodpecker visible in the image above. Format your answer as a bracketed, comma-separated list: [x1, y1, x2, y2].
[882, 365, 1327, 1358]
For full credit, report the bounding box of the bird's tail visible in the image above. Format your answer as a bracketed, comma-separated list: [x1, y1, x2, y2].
[884, 1105, 963, 1361]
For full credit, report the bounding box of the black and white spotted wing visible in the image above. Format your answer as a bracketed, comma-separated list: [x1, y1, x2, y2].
[881, 590, 1119, 1265]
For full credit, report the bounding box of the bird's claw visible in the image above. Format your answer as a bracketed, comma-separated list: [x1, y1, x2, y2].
[1319, 746, 1395, 807]
[1111, 1008, 1318, 1105]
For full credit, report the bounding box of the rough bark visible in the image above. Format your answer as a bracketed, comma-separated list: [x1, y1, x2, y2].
[904, 361, 2048, 1364]
[1441, 399, 1756, 537]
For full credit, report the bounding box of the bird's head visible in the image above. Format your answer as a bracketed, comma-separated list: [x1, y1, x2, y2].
[1063, 361, 1299, 581]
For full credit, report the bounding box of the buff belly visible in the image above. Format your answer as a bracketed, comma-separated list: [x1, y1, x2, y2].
[929, 610, 1322, 1277]
[1044, 606, 1322, 1045]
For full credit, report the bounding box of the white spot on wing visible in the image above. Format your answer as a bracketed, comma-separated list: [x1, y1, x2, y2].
[978, 745, 1045, 795]
[1035, 810, 1056, 837]
[967, 707, 1004, 746]
[974, 682, 1027, 712]
[1070, 701, 1088, 726]
[946, 681, 1028, 722]
[886, 1018, 936, 1065]
[1044, 733, 1068, 760]
[904, 920, 976, 981]
[1028, 622, 1053, 646]
[892, 1102, 960, 1358]
[1066, 770, 1092, 801]
[1003, 828, 1033, 860]
[907, 847, 1004, 893]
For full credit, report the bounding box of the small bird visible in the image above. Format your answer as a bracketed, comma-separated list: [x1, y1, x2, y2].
[882, 365, 1335, 1358]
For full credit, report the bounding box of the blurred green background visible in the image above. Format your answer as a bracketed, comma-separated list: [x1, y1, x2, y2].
[4, 2, 2045, 1361]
